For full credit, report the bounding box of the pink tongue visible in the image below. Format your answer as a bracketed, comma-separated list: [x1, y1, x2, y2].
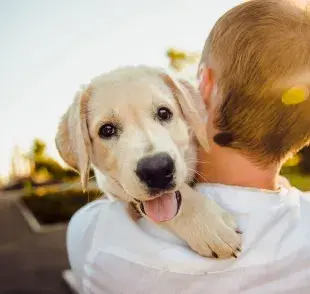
[143, 193, 178, 222]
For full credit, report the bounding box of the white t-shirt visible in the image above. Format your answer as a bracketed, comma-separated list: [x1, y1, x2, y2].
[67, 184, 310, 293]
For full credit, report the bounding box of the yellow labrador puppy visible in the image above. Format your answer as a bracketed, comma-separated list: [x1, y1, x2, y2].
[56, 66, 241, 258]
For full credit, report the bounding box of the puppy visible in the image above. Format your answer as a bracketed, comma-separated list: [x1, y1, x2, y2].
[56, 66, 241, 258]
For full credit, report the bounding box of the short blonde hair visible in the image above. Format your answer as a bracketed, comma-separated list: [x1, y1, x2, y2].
[200, 0, 310, 165]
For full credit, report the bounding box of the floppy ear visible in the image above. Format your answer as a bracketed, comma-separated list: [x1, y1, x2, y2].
[55, 87, 92, 191]
[160, 72, 209, 151]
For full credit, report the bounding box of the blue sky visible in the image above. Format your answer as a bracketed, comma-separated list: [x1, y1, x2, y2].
[0, 0, 241, 178]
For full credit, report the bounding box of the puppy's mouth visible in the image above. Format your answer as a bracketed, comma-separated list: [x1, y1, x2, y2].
[135, 191, 182, 223]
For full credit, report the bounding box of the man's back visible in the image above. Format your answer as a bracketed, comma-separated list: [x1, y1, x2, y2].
[67, 184, 310, 293]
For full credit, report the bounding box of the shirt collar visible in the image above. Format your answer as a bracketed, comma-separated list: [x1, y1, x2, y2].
[195, 183, 290, 215]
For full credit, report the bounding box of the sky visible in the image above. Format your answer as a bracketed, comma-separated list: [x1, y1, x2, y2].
[0, 0, 241, 178]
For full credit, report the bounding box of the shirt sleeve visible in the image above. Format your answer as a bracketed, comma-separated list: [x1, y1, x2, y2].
[66, 198, 110, 289]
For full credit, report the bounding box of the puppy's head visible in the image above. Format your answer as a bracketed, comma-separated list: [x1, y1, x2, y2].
[56, 67, 208, 222]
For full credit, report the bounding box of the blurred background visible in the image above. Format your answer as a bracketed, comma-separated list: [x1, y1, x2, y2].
[0, 0, 309, 293]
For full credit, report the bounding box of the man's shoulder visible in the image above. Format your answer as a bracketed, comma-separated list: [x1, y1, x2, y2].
[296, 190, 310, 219]
[195, 182, 310, 200]
[67, 198, 128, 279]
[194, 183, 310, 248]
[195, 182, 310, 210]
[299, 190, 310, 202]
[69, 198, 109, 231]
[71, 197, 110, 217]
[67, 199, 109, 254]
[68, 197, 126, 240]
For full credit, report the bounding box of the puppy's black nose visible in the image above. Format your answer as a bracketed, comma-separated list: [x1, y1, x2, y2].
[136, 152, 175, 191]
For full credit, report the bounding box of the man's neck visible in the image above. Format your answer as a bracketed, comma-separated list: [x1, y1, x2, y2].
[197, 143, 281, 191]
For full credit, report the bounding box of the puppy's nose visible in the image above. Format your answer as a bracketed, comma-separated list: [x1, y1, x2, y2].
[136, 152, 175, 191]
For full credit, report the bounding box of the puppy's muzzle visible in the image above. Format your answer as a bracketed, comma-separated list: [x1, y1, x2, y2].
[135, 152, 175, 194]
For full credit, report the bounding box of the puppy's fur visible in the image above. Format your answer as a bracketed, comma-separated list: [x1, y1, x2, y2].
[56, 66, 241, 258]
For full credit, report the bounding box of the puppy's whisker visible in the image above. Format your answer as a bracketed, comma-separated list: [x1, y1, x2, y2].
[87, 175, 96, 181]
[95, 191, 104, 199]
[188, 168, 209, 183]
[186, 156, 209, 161]
[185, 156, 210, 162]
[118, 159, 130, 167]
[186, 159, 210, 165]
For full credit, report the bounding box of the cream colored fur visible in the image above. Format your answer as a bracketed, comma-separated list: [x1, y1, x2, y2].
[55, 66, 241, 258]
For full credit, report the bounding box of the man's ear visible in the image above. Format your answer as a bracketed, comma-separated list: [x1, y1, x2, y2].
[159, 71, 209, 151]
[55, 87, 92, 191]
[198, 67, 213, 111]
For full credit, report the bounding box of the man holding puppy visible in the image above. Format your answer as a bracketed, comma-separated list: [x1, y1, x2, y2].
[67, 0, 310, 292]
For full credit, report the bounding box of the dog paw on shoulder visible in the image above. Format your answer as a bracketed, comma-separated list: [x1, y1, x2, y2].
[186, 208, 242, 259]
[166, 185, 242, 259]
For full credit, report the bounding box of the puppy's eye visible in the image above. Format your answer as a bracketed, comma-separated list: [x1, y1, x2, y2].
[98, 123, 117, 139]
[157, 107, 173, 121]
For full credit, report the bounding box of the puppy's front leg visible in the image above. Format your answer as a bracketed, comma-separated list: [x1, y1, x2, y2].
[165, 184, 242, 258]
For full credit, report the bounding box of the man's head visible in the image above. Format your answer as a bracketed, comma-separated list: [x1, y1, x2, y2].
[198, 0, 310, 166]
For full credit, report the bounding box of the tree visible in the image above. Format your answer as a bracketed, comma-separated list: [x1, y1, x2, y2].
[299, 146, 310, 173]
[27, 138, 78, 182]
[32, 139, 46, 158]
[166, 48, 200, 73]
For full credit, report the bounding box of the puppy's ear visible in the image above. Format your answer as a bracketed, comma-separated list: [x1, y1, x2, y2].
[55, 87, 92, 191]
[160, 72, 209, 151]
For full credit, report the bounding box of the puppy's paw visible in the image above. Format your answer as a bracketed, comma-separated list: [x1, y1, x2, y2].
[166, 185, 242, 259]
[186, 204, 242, 259]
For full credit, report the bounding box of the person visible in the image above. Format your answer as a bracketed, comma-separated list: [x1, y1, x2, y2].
[66, 0, 310, 293]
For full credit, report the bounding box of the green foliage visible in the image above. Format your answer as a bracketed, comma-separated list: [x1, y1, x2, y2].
[31, 139, 46, 158]
[282, 154, 301, 167]
[22, 189, 101, 224]
[281, 166, 310, 191]
[166, 48, 200, 72]
[23, 180, 34, 194]
[280, 147, 310, 191]
[27, 138, 79, 182]
[299, 146, 310, 173]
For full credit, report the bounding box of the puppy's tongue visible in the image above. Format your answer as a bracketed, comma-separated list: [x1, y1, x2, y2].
[143, 193, 177, 222]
